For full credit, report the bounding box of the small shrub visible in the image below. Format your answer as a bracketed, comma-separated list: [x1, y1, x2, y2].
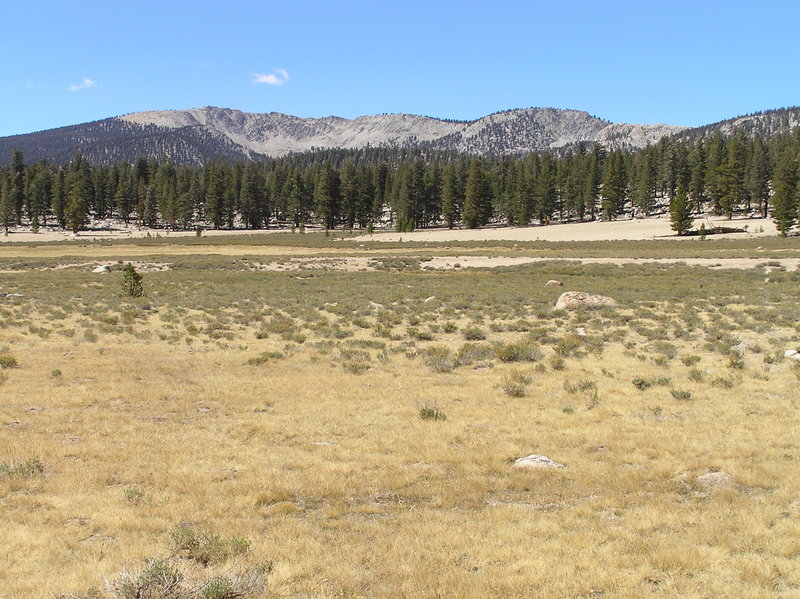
[407, 327, 435, 341]
[688, 368, 704, 382]
[442, 321, 458, 333]
[728, 354, 745, 370]
[501, 369, 532, 397]
[245, 351, 286, 366]
[564, 378, 597, 394]
[101, 556, 270, 599]
[494, 339, 543, 363]
[681, 354, 701, 366]
[548, 355, 565, 370]
[632, 377, 651, 391]
[0, 457, 44, 478]
[651, 341, 678, 360]
[51, 368, 62, 377]
[670, 389, 692, 401]
[554, 334, 582, 357]
[456, 342, 496, 365]
[462, 326, 486, 341]
[710, 376, 734, 389]
[170, 523, 249, 566]
[418, 404, 447, 421]
[0, 353, 18, 368]
[421, 346, 458, 373]
[124, 487, 151, 505]
[342, 361, 370, 375]
[501, 381, 526, 397]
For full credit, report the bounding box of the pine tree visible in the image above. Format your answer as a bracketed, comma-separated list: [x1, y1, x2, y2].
[314, 162, 340, 229]
[121, 263, 144, 297]
[600, 152, 627, 220]
[717, 132, 747, 218]
[64, 153, 93, 233]
[670, 185, 693, 236]
[687, 140, 706, 213]
[339, 159, 358, 229]
[771, 147, 798, 236]
[0, 175, 14, 234]
[10, 149, 25, 225]
[583, 146, 602, 220]
[440, 163, 460, 228]
[747, 135, 770, 218]
[634, 146, 657, 216]
[535, 154, 557, 224]
[462, 159, 491, 229]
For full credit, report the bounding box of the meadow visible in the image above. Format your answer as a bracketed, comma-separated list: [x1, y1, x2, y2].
[1, 232, 799, 598]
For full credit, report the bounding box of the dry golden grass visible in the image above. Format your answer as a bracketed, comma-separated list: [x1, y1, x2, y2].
[1, 242, 799, 598]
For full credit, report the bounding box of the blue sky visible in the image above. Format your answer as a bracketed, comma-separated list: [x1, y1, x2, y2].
[2, 0, 799, 137]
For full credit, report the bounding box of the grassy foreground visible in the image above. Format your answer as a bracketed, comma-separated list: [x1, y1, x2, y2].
[1, 236, 799, 598]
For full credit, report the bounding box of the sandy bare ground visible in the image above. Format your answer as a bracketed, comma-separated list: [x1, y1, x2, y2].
[357, 215, 780, 243]
[0, 226, 294, 244]
[0, 215, 782, 244]
[244, 255, 798, 271]
[5, 255, 796, 274]
[423, 255, 800, 271]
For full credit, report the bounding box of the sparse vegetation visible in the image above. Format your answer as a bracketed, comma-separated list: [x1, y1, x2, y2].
[1, 235, 799, 598]
[418, 404, 447, 421]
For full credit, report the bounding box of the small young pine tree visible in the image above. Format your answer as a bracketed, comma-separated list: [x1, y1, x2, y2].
[122, 264, 144, 297]
[670, 185, 694, 236]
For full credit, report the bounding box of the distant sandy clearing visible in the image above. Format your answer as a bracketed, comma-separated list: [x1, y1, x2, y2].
[357, 215, 780, 243]
[0, 215, 782, 245]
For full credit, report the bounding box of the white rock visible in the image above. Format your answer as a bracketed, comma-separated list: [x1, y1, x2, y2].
[545, 279, 563, 287]
[555, 291, 617, 310]
[575, 327, 587, 336]
[513, 455, 565, 469]
[92, 265, 111, 273]
[784, 349, 799, 359]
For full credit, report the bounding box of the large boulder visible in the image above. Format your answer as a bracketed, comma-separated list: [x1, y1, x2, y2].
[555, 291, 617, 310]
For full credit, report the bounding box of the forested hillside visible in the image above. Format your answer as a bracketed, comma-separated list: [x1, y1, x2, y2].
[0, 118, 265, 166]
[1, 127, 799, 236]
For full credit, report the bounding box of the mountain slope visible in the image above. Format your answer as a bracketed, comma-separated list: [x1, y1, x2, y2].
[119, 106, 685, 157]
[675, 106, 800, 142]
[0, 118, 266, 166]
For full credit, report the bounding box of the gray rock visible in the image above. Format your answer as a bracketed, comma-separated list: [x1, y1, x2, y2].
[696, 471, 735, 491]
[555, 291, 617, 310]
[513, 455, 565, 469]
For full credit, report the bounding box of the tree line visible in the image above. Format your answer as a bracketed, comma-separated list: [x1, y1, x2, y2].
[1, 127, 799, 236]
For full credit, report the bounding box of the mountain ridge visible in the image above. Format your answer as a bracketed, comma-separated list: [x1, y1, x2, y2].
[1, 105, 799, 166]
[118, 105, 685, 158]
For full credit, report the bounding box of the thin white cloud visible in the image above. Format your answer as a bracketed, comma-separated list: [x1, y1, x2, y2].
[67, 77, 97, 92]
[252, 69, 289, 86]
